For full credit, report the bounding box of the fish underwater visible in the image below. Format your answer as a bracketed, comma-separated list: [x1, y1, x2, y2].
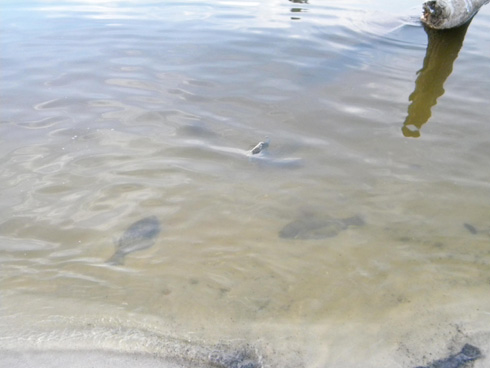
[246, 138, 302, 169]
[463, 223, 478, 234]
[107, 216, 161, 265]
[279, 214, 365, 240]
[414, 343, 482, 368]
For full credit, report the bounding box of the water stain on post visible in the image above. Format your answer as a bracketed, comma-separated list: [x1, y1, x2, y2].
[106, 216, 161, 265]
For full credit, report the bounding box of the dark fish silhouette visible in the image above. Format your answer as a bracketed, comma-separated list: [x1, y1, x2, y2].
[279, 214, 364, 240]
[421, 0, 488, 29]
[463, 223, 478, 235]
[415, 344, 482, 368]
[107, 216, 161, 265]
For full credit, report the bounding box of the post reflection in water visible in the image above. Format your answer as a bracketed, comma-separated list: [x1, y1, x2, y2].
[402, 22, 470, 138]
[289, 0, 308, 20]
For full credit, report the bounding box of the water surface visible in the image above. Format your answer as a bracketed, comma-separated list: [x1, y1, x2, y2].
[1, 0, 490, 367]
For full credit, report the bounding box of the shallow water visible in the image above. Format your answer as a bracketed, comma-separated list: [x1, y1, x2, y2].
[1, 0, 490, 367]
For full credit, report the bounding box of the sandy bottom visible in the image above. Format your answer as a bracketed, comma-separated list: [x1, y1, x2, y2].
[0, 350, 185, 368]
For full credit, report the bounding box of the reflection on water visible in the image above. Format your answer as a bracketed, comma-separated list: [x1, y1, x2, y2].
[402, 22, 470, 137]
[289, 0, 308, 20]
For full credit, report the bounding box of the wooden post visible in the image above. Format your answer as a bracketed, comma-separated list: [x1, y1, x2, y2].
[421, 0, 489, 29]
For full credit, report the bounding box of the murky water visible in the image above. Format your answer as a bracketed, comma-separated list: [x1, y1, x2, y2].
[1, 0, 490, 367]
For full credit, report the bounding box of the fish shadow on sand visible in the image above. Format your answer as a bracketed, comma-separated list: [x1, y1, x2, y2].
[106, 216, 161, 265]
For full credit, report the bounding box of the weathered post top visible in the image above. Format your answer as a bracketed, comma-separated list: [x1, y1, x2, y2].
[421, 0, 489, 29]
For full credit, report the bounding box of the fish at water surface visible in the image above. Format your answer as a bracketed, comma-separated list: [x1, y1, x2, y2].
[107, 216, 161, 265]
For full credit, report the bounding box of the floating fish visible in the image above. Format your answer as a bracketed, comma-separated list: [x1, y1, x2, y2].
[249, 137, 270, 155]
[107, 216, 161, 265]
[246, 138, 302, 168]
[279, 214, 364, 240]
[414, 343, 482, 368]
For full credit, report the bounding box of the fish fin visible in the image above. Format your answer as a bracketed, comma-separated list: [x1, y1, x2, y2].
[106, 252, 125, 266]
